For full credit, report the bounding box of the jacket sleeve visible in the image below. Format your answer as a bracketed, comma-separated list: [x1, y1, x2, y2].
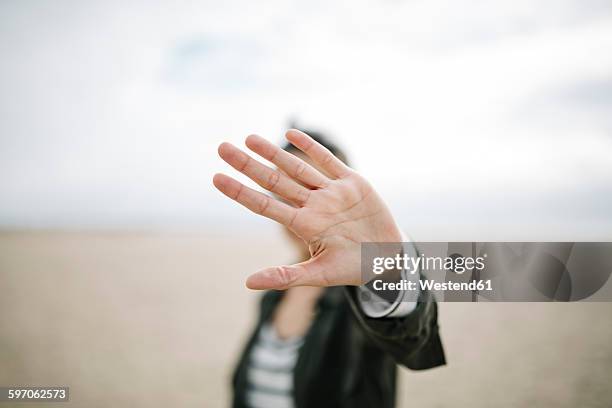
[344, 285, 446, 370]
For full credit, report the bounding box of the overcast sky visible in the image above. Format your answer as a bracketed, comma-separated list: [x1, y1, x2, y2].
[1, 0, 611, 239]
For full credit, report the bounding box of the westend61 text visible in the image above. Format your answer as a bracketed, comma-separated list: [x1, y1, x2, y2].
[372, 279, 493, 292]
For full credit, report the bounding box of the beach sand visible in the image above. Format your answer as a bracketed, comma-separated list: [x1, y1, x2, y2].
[1, 231, 611, 407]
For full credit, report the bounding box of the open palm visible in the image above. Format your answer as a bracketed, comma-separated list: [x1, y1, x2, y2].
[213, 129, 402, 290]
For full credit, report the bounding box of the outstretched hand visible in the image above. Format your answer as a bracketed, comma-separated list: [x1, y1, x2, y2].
[213, 129, 402, 290]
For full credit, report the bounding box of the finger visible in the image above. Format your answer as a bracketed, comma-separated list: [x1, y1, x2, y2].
[246, 256, 329, 290]
[218, 142, 311, 205]
[285, 129, 352, 179]
[213, 173, 297, 227]
[245, 134, 329, 189]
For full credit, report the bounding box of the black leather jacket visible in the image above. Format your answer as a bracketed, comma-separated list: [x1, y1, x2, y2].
[231, 285, 445, 408]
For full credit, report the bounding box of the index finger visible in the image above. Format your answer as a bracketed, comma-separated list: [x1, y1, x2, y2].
[212, 173, 298, 227]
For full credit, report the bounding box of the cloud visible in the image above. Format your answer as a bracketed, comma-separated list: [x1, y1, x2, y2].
[0, 0, 611, 236]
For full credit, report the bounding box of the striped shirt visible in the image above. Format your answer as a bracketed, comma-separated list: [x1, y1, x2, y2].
[245, 323, 303, 408]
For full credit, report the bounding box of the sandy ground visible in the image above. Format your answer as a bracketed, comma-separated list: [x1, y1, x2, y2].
[1, 231, 611, 407]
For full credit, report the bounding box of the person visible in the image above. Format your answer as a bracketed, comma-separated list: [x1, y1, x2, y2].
[212, 129, 445, 408]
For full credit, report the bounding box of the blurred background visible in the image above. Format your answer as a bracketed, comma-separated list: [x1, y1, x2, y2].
[1, 0, 611, 407]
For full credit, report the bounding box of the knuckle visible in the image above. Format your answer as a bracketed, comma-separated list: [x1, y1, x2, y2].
[302, 139, 314, 152]
[294, 162, 306, 178]
[296, 188, 311, 205]
[269, 147, 279, 162]
[239, 155, 250, 172]
[257, 197, 270, 215]
[232, 183, 244, 200]
[266, 171, 280, 191]
[287, 210, 299, 229]
[275, 266, 295, 287]
[320, 153, 333, 166]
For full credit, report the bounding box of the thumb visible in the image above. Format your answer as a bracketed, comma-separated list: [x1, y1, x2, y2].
[245, 256, 328, 290]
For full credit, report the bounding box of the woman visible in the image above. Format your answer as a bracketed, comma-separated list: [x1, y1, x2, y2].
[213, 129, 445, 408]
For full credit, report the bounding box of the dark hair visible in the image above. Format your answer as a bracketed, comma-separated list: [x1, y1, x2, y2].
[282, 128, 349, 166]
